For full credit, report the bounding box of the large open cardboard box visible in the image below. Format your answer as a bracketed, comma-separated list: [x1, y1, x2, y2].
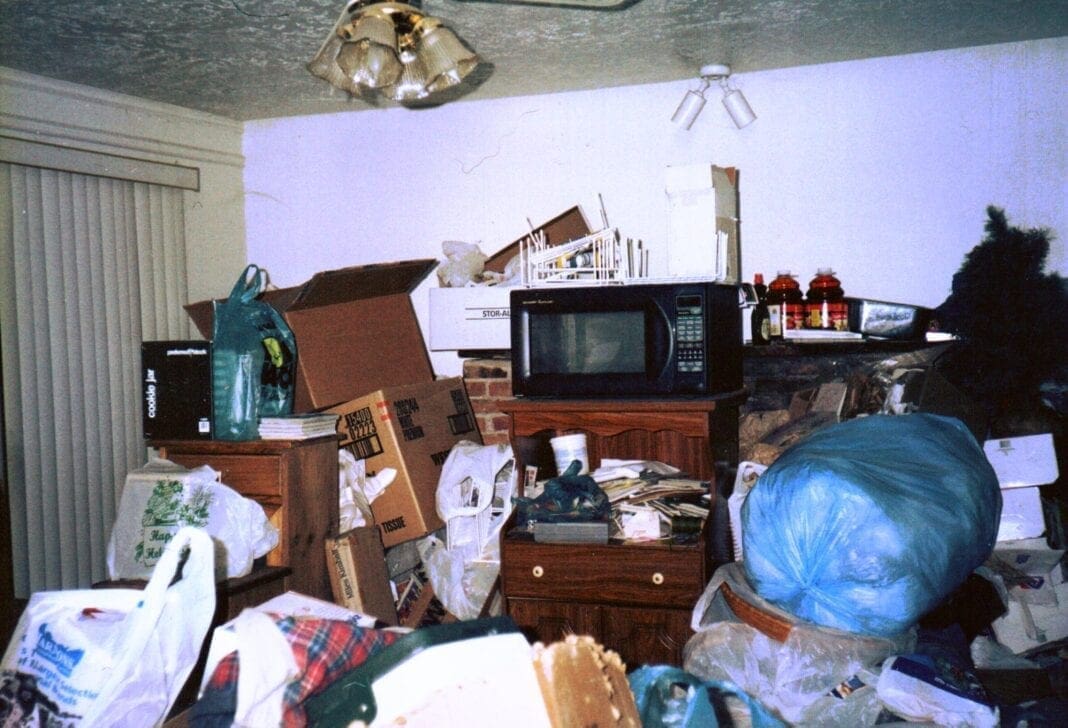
[327, 378, 482, 547]
[185, 260, 438, 412]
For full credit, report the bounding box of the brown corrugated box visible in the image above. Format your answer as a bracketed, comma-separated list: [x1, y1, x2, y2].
[482, 205, 591, 274]
[325, 527, 398, 625]
[185, 259, 438, 412]
[327, 378, 481, 547]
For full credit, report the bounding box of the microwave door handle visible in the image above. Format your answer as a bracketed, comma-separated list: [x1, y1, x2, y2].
[653, 302, 674, 380]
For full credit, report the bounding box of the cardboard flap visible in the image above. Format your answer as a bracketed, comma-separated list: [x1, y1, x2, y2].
[484, 206, 591, 274]
[184, 285, 302, 339]
[289, 259, 438, 311]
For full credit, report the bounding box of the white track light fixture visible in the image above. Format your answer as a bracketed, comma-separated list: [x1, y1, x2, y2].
[671, 64, 756, 130]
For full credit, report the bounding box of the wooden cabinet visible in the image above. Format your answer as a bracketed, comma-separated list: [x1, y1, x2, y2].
[500, 395, 743, 482]
[498, 394, 742, 668]
[501, 531, 709, 667]
[152, 436, 338, 602]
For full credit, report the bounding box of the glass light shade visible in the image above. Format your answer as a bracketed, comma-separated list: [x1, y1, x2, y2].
[307, 34, 353, 91]
[347, 13, 397, 47]
[722, 88, 756, 128]
[386, 55, 431, 101]
[336, 13, 402, 88]
[671, 90, 706, 130]
[337, 40, 403, 88]
[418, 24, 480, 93]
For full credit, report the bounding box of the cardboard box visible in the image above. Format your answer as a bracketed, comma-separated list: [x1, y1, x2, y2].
[326, 527, 398, 625]
[665, 165, 739, 282]
[327, 378, 481, 547]
[993, 546, 1065, 606]
[997, 486, 1045, 542]
[991, 579, 1068, 654]
[482, 206, 591, 274]
[984, 433, 1059, 489]
[185, 260, 438, 412]
[141, 340, 212, 440]
[429, 285, 513, 352]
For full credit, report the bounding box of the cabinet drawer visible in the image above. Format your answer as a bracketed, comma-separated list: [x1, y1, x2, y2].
[502, 538, 705, 609]
[164, 452, 284, 499]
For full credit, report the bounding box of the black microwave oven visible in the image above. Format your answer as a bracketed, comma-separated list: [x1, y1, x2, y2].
[510, 282, 742, 398]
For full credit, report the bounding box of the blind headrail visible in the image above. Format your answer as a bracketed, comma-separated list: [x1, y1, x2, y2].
[0, 135, 199, 191]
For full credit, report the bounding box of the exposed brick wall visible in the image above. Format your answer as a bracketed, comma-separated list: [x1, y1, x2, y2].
[462, 358, 513, 445]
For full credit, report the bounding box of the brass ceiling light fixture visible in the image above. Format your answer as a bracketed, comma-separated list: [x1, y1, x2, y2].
[454, 0, 638, 7]
[307, 1, 481, 103]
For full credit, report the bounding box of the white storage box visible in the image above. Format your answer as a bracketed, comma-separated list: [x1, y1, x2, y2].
[983, 433, 1059, 488]
[997, 486, 1045, 542]
[664, 164, 739, 282]
[429, 286, 513, 351]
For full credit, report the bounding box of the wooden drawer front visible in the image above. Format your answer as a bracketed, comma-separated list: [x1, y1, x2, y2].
[502, 539, 704, 608]
[164, 453, 284, 499]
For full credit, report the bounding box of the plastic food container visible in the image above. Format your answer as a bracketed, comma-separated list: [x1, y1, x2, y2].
[846, 297, 933, 340]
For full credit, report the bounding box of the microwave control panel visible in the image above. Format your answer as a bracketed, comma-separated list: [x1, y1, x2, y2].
[674, 294, 706, 373]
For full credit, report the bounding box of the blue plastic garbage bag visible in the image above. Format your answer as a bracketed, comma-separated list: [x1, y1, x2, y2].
[742, 413, 1001, 637]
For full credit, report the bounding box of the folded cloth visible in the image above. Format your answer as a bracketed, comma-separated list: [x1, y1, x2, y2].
[191, 615, 401, 727]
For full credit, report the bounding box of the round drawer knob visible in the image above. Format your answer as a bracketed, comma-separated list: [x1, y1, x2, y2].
[532, 565, 544, 578]
[651, 572, 664, 585]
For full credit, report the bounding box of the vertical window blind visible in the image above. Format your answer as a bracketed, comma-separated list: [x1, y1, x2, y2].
[1, 160, 192, 597]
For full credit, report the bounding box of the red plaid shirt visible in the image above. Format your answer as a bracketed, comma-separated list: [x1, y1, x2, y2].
[197, 615, 401, 726]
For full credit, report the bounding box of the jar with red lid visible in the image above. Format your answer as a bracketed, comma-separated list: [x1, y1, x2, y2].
[805, 268, 848, 330]
[766, 271, 804, 339]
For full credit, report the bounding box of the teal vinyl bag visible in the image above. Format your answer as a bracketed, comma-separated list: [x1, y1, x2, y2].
[629, 665, 785, 728]
[212, 265, 297, 440]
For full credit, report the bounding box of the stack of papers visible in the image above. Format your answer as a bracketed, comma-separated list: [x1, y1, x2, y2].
[600, 477, 706, 505]
[258, 413, 339, 440]
[601, 476, 710, 541]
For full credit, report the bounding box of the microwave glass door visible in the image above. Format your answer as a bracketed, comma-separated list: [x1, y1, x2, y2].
[528, 310, 645, 374]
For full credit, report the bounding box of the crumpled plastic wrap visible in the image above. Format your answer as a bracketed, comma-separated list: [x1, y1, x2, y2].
[513, 460, 610, 525]
[684, 562, 915, 726]
[436, 241, 489, 288]
[338, 449, 395, 532]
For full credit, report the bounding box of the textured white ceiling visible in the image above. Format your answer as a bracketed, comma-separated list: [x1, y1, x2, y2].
[1, 0, 1065, 121]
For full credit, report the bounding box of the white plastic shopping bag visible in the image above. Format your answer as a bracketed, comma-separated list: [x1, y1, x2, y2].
[107, 458, 278, 582]
[1, 527, 216, 727]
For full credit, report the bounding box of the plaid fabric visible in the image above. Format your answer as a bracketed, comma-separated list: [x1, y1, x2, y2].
[193, 615, 401, 727]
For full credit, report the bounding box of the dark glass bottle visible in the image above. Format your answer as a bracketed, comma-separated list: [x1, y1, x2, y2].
[750, 273, 771, 345]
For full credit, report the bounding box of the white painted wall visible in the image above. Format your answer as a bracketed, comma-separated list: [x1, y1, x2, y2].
[244, 38, 1066, 378]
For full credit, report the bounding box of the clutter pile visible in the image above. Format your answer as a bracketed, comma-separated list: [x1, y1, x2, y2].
[704, 408, 1066, 726]
[5, 201, 1063, 725]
